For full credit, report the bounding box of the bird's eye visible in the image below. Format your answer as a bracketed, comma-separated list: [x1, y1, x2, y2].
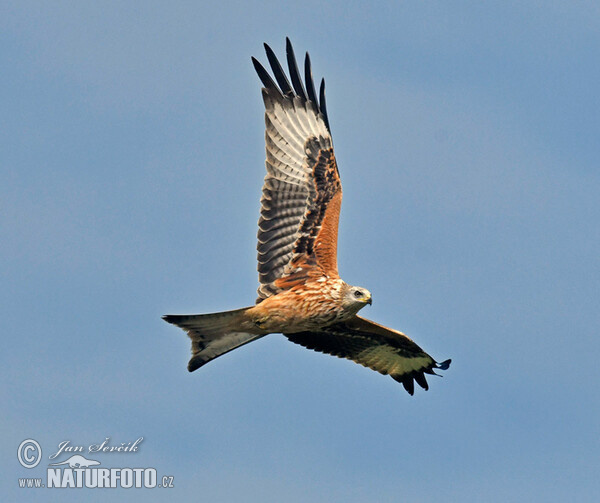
[354, 290, 362, 298]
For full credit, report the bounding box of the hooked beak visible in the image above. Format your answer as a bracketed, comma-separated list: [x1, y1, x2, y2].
[366, 295, 372, 305]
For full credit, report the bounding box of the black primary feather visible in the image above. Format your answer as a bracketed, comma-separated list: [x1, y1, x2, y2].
[251, 57, 281, 96]
[264, 43, 294, 97]
[319, 78, 330, 131]
[304, 52, 318, 105]
[285, 37, 307, 100]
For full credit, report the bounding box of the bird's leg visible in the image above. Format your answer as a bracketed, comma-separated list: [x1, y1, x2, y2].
[253, 314, 270, 330]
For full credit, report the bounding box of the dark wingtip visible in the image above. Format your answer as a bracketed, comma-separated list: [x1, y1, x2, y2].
[253, 39, 331, 132]
[393, 373, 417, 395]
[414, 372, 429, 391]
[393, 359, 451, 395]
[304, 52, 317, 104]
[264, 41, 294, 96]
[285, 37, 307, 100]
[437, 359, 452, 370]
[252, 56, 280, 93]
[319, 78, 330, 131]
[187, 355, 209, 373]
[402, 378, 415, 396]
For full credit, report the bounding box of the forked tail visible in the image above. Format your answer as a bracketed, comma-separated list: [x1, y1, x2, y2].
[162, 307, 262, 372]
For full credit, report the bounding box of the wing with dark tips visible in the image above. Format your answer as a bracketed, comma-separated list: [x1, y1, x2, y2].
[284, 316, 451, 395]
[253, 39, 341, 302]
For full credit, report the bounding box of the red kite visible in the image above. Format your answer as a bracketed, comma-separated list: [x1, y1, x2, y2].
[164, 39, 451, 395]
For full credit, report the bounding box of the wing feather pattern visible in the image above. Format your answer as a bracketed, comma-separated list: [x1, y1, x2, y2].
[253, 39, 341, 302]
[284, 316, 451, 395]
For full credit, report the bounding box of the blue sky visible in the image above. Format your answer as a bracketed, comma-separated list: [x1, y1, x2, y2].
[2, 1, 599, 501]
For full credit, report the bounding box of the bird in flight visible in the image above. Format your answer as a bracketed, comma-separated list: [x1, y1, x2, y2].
[163, 38, 450, 395]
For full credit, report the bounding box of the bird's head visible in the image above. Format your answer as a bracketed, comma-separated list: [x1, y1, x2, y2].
[342, 285, 372, 313]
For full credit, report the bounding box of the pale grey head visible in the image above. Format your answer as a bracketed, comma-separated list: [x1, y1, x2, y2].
[340, 284, 372, 314]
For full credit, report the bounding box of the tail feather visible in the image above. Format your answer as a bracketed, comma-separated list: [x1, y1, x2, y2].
[162, 307, 262, 372]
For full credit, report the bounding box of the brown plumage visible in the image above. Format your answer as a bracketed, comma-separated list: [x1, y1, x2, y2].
[163, 38, 451, 395]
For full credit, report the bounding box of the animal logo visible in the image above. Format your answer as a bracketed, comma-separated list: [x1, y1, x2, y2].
[49, 454, 100, 468]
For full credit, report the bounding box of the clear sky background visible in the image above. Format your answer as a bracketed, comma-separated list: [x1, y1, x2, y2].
[2, 1, 599, 502]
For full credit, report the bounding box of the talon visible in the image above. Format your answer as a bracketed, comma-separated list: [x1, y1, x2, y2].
[254, 316, 269, 329]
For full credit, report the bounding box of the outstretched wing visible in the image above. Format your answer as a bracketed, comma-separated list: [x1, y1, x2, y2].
[284, 316, 451, 395]
[252, 38, 342, 302]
